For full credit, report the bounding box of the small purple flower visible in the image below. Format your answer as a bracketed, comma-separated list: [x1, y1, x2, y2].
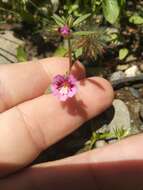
[51, 74, 77, 101]
[58, 25, 70, 37]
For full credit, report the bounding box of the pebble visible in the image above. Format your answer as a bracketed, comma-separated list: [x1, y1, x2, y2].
[133, 84, 143, 89]
[125, 65, 141, 77]
[117, 64, 129, 71]
[0, 31, 24, 64]
[51, 0, 59, 12]
[108, 99, 131, 132]
[128, 87, 140, 98]
[125, 55, 137, 62]
[139, 63, 143, 72]
[110, 71, 126, 81]
[94, 99, 131, 136]
[95, 140, 107, 148]
[108, 139, 118, 144]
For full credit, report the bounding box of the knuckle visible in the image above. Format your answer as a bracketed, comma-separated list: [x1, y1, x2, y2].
[15, 105, 46, 152]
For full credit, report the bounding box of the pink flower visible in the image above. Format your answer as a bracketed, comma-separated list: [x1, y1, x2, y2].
[58, 25, 70, 37]
[51, 74, 77, 101]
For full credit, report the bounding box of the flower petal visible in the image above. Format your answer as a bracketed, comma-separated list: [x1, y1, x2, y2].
[51, 74, 77, 101]
[68, 87, 77, 97]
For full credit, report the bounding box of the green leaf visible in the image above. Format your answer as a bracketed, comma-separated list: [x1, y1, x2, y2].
[54, 45, 67, 56]
[20, 11, 35, 24]
[102, 0, 120, 24]
[74, 48, 83, 58]
[113, 127, 130, 140]
[119, 48, 129, 60]
[52, 14, 65, 27]
[68, 4, 79, 14]
[16, 46, 28, 63]
[73, 31, 95, 36]
[66, 15, 74, 27]
[73, 13, 91, 27]
[129, 14, 143, 25]
[118, 0, 126, 7]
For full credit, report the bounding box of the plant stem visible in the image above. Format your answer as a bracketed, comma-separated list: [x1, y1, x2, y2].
[67, 37, 72, 72]
[0, 7, 19, 16]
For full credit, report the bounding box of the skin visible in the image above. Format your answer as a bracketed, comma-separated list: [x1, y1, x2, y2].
[0, 57, 142, 190]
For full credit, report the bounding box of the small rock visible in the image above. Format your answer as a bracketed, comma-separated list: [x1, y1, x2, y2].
[117, 64, 129, 71]
[139, 63, 143, 72]
[108, 139, 118, 144]
[133, 83, 143, 89]
[51, 0, 59, 12]
[0, 31, 24, 64]
[124, 87, 129, 91]
[128, 87, 140, 98]
[94, 100, 131, 136]
[110, 71, 126, 81]
[95, 140, 107, 148]
[125, 65, 141, 77]
[108, 99, 131, 132]
[126, 55, 137, 62]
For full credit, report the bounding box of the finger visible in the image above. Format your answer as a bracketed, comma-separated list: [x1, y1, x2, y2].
[1, 133, 143, 190]
[0, 57, 85, 112]
[0, 77, 113, 177]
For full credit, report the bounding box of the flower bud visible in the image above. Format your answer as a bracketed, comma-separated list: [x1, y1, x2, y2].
[58, 25, 70, 37]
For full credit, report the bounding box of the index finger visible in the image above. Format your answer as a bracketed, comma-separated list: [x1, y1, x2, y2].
[0, 57, 85, 112]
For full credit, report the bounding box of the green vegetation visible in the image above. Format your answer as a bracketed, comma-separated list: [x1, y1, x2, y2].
[0, 0, 142, 63]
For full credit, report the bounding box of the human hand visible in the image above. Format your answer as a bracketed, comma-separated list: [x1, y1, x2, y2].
[0, 57, 142, 190]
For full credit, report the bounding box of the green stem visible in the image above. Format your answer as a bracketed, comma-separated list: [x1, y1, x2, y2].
[0, 7, 19, 16]
[67, 37, 72, 72]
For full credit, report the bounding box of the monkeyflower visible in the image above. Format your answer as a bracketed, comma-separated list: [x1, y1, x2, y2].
[50, 13, 91, 101]
[58, 25, 70, 37]
[51, 74, 77, 101]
